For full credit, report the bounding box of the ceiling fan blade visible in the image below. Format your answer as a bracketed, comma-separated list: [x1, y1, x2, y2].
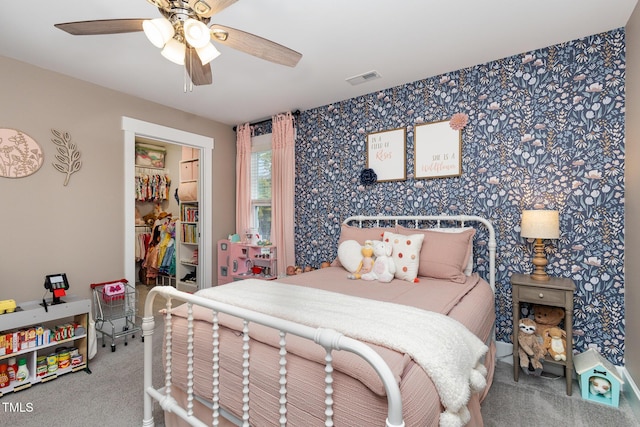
[210, 24, 302, 67]
[55, 19, 146, 35]
[185, 48, 213, 86]
[188, 0, 238, 18]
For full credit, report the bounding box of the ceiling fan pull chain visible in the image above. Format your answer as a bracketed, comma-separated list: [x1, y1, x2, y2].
[183, 51, 194, 93]
[189, 51, 194, 92]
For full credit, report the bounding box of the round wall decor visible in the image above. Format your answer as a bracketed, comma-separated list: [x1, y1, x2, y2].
[0, 128, 44, 178]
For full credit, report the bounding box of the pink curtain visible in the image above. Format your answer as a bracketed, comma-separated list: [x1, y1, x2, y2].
[271, 112, 296, 276]
[235, 123, 252, 237]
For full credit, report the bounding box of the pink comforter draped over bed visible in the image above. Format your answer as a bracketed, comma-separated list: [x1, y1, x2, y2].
[165, 267, 495, 427]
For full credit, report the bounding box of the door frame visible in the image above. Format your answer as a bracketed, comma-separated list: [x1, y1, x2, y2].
[122, 117, 214, 290]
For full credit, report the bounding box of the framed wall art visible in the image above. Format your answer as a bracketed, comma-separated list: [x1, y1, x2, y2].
[366, 127, 406, 182]
[414, 120, 462, 179]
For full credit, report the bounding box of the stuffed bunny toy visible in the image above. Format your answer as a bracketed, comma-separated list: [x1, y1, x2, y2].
[361, 241, 395, 283]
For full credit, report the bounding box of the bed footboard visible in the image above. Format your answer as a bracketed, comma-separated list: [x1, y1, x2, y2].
[142, 285, 405, 427]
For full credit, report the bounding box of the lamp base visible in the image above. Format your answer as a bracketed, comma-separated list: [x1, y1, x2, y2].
[530, 238, 551, 281]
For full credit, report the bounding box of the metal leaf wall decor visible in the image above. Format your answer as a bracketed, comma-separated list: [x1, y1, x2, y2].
[51, 129, 82, 186]
[0, 128, 44, 178]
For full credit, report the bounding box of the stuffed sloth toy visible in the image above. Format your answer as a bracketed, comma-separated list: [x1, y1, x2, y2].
[361, 241, 395, 283]
[517, 317, 546, 375]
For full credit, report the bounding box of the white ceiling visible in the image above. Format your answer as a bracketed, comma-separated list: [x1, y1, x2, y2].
[0, 0, 636, 126]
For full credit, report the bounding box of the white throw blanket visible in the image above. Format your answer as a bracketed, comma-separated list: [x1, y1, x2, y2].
[197, 280, 488, 427]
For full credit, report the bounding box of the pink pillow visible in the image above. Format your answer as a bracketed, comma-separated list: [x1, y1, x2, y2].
[332, 225, 395, 267]
[338, 224, 392, 244]
[398, 226, 475, 283]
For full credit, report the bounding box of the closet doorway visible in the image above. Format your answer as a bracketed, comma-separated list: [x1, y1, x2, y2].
[122, 117, 214, 291]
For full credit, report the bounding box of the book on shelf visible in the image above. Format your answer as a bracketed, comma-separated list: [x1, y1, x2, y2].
[180, 205, 199, 223]
[181, 223, 198, 244]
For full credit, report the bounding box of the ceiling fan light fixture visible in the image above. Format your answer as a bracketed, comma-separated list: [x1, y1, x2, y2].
[161, 38, 186, 65]
[196, 43, 221, 65]
[184, 18, 211, 49]
[143, 18, 175, 48]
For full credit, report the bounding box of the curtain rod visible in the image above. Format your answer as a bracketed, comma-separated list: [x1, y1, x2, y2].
[233, 110, 301, 132]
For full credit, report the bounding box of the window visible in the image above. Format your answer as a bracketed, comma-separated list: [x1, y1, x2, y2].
[250, 134, 272, 240]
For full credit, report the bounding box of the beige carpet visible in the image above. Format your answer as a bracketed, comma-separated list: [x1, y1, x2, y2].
[481, 360, 638, 426]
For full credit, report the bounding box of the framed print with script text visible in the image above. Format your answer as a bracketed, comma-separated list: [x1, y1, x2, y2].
[414, 120, 462, 179]
[366, 128, 406, 182]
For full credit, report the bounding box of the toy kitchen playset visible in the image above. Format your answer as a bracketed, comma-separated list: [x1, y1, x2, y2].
[217, 231, 277, 284]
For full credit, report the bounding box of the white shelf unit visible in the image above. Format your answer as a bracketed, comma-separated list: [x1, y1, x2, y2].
[0, 296, 90, 396]
[176, 147, 200, 293]
[177, 202, 199, 293]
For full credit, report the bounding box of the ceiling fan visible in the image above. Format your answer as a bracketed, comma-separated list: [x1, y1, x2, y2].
[54, 0, 302, 86]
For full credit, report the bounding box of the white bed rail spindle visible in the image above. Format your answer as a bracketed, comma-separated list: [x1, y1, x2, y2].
[143, 286, 405, 427]
[278, 331, 288, 426]
[212, 311, 221, 426]
[164, 298, 173, 399]
[142, 313, 155, 427]
[242, 320, 251, 427]
[323, 349, 335, 426]
[186, 303, 195, 417]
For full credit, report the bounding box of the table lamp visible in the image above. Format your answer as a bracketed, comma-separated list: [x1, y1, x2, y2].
[520, 210, 560, 281]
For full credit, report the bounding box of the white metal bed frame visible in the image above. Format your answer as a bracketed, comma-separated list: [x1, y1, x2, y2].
[343, 215, 496, 292]
[142, 215, 496, 427]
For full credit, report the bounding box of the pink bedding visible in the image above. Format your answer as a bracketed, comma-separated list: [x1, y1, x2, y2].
[164, 267, 495, 426]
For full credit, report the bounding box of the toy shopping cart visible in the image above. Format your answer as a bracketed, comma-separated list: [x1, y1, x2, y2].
[90, 279, 141, 352]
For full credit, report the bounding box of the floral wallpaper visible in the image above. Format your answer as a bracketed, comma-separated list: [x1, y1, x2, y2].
[286, 29, 626, 364]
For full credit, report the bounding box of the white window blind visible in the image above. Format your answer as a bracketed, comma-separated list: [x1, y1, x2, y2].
[250, 133, 272, 240]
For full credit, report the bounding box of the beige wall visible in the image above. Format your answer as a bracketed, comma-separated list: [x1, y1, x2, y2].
[0, 56, 236, 302]
[627, 6, 640, 383]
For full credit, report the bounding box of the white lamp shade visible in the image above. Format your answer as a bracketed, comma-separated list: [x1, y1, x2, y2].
[161, 38, 186, 65]
[521, 210, 560, 239]
[143, 18, 175, 48]
[184, 19, 211, 49]
[196, 43, 221, 65]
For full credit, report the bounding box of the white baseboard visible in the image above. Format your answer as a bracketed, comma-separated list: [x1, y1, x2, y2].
[620, 367, 640, 421]
[495, 340, 513, 364]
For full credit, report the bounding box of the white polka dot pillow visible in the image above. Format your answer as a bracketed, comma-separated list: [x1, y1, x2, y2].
[383, 231, 425, 283]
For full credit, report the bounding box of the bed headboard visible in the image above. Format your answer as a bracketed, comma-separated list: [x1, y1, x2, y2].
[343, 215, 496, 293]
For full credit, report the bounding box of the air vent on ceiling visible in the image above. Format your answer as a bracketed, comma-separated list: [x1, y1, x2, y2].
[346, 70, 381, 86]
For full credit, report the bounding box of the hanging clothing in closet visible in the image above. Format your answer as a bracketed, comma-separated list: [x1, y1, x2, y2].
[157, 218, 176, 276]
[135, 169, 172, 202]
[135, 226, 152, 262]
[143, 216, 176, 281]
